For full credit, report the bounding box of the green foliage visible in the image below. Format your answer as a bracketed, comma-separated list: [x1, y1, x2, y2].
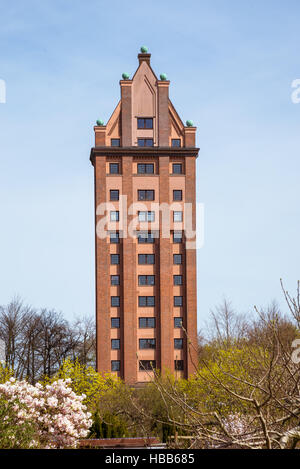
[0, 399, 38, 449]
[89, 411, 129, 439]
[43, 358, 120, 412]
[0, 363, 14, 384]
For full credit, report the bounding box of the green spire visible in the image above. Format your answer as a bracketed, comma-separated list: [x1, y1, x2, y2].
[186, 120, 194, 127]
[122, 72, 130, 80]
[96, 119, 105, 126]
[140, 45, 148, 53]
[160, 73, 168, 81]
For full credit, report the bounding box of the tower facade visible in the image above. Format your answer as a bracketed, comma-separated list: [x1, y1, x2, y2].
[90, 49, 199, 384]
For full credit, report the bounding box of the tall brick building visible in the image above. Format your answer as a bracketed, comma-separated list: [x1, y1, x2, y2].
[90, 48, 199, 384]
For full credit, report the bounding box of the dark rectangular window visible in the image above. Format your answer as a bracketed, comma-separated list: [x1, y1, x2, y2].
[139, 339, 156, 349]
[138, 254, 155, 265]
[173, 231, 182, 243]
[139, 317, 156, 328]
[138, 138, 154, 147]
[110, 190, 119, 201]
[174, 339, 183, 349]
[138, 296, 155, 307]
[111, 139, 120, 147]
[174, 296, 183, 307]
[111, 339, 120, 350]
[110, 254, 120, 265]
[137, 232, 155, 244]
[172, 163, 182, 174]
[173, 190, 182, 201]
[110, 211, 119, 222]
[171, 139, 181, 147]
[173, 254, 182, 265]
[109, 163, 120, 174]
[174, 360, 184, 370]
[110, 232, 119, 244]
[173, 211, 183, 222]
[111, 317, 120, 328]
[174, 275, 183, 286]
[174, 317, 183, 328]
[111, 360, 120, 371]
[137, 163, 154, 174]
[139, 360, 156, 371]
[111, 296, 120, 307]
[138, 211, 155, 222]
[138, 190, 155, 201]
[138, 275, 155, 286]
[111, 275, 120, 285]
[137, 118, 153, 129]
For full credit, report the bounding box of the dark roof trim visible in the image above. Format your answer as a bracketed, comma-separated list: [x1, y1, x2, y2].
[90, 146, 200, 164]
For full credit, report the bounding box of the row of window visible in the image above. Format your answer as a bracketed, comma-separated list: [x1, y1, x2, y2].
[109, 211, 183, 223]
[109, 231, 183, 244]
[111, 360, 184, 372]
[109, 189, 183, 201]
[109, 163, 183, 174]
[111, 338, 184, 350]
[110, 139, 182, 148]
[111, 317, 183, 328]
[110, 296, 183, 307]
[111, 253, 183, 265]
[110, 275, 182, 286]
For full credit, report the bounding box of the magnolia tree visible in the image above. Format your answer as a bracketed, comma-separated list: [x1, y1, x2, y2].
[0, 378, 92, 448]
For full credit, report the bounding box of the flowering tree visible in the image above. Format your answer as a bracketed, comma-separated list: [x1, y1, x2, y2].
[0, 377, 92, 448]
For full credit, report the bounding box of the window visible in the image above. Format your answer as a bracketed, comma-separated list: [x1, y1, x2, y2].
[110, 190, 119, 201]
[111, 360, 120, 371]
[174, 339, 183, 349]
[137, 118, 153, 129]
[111, 139, 120, 147]
[174, 275, 183, 286]
[139, 296, 155, 307]
[138, 275, 155, 286]
[138, 211, 155, 222]
[139, 317, 156, 328]
[173, 231, 182, 243]
[138, 254, 155, 265]
[137, 163, 154, 174]
[138, 138, 154, 147]
[171, 139, 181, 147]
[139, 339, 156, 349]
[111, 296, 120, 307]
[173, 211, 183, 222]
[111, 275, 120, 285]
[110, 254, 120, 265]
[173, 254, 182, 265]
[111, 339, 120, 350]
[137, 232, 155, 244]
[138, 190, 155, 201]
[111, 317, 120, 328]
[110, 211, 119, 222]
[109, 163, 120, 174]
[174, 296, 183, 307]
[173, 190, 182, 201]
[175, 360, 184, 371]
[174, 317, 183, 328]
[139, 360, 156, 371]
[172, 163, 182, 174]
[110, 232, 119, 244]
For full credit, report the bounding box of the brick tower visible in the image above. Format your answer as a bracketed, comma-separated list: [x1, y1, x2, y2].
[90, 48, 199, 384]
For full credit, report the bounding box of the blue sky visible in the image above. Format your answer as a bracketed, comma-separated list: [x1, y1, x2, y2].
[0, 0, 300, 328]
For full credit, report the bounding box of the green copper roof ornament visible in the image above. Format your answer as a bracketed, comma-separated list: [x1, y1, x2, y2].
[160, 73, 168, 81]
[96, 119, 105, 126]
[140, 45, 148, 53]
[122, 72, 130, 80]
[186, 120, 194, 127]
